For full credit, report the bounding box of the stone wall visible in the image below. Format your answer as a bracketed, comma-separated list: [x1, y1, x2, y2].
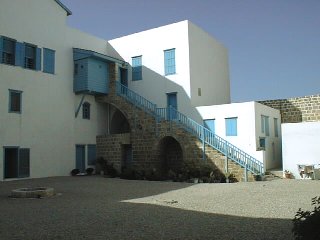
[259, 94, 320, 123]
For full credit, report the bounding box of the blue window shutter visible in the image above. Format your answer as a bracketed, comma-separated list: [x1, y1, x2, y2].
[36, 47, 41, 71]
[15, 42, 25, 67]
[164, 49, 176, 75]
[226, 118, 237, 136]
[265, 116, 270, 136]
[43, 48, 55, 74]
[0, 36, 3, 63]
[204, 119, 215, 133]
[132, 56, 142, 81]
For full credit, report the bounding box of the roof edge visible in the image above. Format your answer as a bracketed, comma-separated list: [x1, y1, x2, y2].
[54, 0, 72, 16]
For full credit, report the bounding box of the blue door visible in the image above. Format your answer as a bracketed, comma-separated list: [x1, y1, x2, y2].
[76, 145, 86, 172]
[167, 92, 177, 120]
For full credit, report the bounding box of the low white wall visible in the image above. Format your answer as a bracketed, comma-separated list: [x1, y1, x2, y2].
[282, 122, 320, 179]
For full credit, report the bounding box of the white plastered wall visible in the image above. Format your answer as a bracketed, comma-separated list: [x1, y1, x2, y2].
[108, 20, 220, 123]
[0, 0, 110, 179]
[282, 122, 320, 179]
[188, 21, 230, 106]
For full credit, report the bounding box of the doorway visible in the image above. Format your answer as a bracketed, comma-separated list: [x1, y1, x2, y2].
[76, 145, 86, 172]
[120, 67, 128, 87]
[167, 92, 177, 120]
[4, 147, 30, 179]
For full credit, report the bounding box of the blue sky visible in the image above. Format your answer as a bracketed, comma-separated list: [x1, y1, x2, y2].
[61, 0, 320, 102]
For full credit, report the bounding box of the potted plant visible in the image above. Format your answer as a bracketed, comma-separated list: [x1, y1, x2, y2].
[225, 172, 234, 183]
[284, 170, 292, 179]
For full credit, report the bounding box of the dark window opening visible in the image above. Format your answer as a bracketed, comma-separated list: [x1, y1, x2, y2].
[9, 90, 22, 113]
[3, 38, 15, 65]
[82, 102, 90, 120]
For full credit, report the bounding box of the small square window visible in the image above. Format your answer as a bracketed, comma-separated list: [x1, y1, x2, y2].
[9, 90, 22, 113]
[259, 137, 266, 150]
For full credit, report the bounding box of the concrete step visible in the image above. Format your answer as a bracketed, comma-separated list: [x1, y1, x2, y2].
[263, 170, 283, 181]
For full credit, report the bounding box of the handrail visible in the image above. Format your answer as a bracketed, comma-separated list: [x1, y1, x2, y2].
[116, 82, 264, 175]
[116, 82, 157, 115]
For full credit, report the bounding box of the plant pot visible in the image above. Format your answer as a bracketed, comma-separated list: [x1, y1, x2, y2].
[285, 173, 291, 179]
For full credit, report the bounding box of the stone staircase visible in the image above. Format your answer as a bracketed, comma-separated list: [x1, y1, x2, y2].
[96, 69, 263, 181]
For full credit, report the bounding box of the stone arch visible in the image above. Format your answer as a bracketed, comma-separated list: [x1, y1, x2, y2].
[110, 108, 130, 134]
[157, 136, 183, 175]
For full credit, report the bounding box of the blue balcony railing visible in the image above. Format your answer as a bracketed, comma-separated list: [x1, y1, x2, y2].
[116, 82, 264, 175]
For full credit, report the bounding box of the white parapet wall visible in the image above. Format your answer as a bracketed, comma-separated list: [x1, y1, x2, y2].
[282, 122, 320, 179]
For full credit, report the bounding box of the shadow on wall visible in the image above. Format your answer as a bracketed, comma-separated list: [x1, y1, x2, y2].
[106, 42, 206, 123]
[0, 177, 293, 240]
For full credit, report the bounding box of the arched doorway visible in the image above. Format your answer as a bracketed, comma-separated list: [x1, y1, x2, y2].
[158, 136, 183, 175]
[110, 109, 130, 134]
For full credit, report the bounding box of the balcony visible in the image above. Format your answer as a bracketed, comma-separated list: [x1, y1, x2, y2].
[73, 48, 126, 95]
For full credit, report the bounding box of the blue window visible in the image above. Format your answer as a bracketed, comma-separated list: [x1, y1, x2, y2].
[0, 37, 16, 65]
[82, 102, 90, 120]
[132, 56, 142, 81]
[87, 145, 96, 165]
[225, 117, 237, 136]
[164, 48, 176, 75]
[9, 89, 22, 113]
[43, 48, 55, 74]
[274, 118, 279, 137]
[261, 115, 270, 136]
[204, 119, 215, 133]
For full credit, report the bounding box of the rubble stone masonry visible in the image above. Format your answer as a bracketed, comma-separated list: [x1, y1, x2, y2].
[259, 94, 320, 123]
[96, 63, 255, 181]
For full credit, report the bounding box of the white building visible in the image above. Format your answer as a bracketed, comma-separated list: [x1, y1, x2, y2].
[197, 102, 282, 170]
[0, 0, 281, 180]
[108, 20, 230, 123]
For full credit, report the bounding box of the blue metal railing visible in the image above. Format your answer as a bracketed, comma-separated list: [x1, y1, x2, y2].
[116, 82, 264, 175]
[116, 82, 157, 115]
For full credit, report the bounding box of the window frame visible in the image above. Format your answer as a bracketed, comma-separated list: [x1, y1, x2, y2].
[225, 117, 238, 136]
[8, 89, 22, 113]
[164, 48, 176, 75]
[82, 102, 90, 120]
[132, 55, 142, 81]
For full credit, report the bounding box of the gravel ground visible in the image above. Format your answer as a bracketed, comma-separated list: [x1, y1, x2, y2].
[0, 176, 319, 240]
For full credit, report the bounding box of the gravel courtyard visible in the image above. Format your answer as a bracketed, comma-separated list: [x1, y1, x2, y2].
[0, 176, 319, 240]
